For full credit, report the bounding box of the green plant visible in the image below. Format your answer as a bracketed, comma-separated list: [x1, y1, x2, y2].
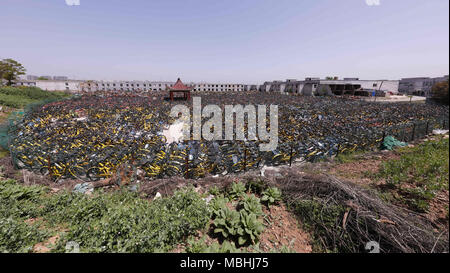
[246, 179, 267, 194]
[239, 194, 263, 216]
[0, 179, 212, 253]
[228, 182, 246, 200]
[185, 237, 241, 253]
[208, 185, 221, 196]
[0, 217, 48, 253]
[374, 138, 449, 212]
[209, 195, 229, 217]
[237, 211, 264, 246]
[206, 241, 241, 253]
[261, 187, 282, 207]
[213, 207, 241, 239]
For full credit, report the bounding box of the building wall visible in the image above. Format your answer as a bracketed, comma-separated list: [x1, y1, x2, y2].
[399, 75, 449, 97]
[192, 83, 244, 92]
[261, 78, 399, 95]
[36, 80, 82, 92]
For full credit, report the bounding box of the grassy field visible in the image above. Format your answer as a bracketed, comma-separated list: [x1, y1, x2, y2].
[0, 86, 69, 108]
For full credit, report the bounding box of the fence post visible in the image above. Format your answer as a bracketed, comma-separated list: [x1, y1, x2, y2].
[382, 131, 386, 143]
[425, 121, 429, 135]
[47, 155, 52, 179]
[184, 148, 189, 179]
[289, 143, 293, 167]
[243, 147, 247, 172]
[411, 123, 416, 141]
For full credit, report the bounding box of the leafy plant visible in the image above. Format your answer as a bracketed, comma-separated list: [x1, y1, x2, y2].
[185, 236, 241, 253]
[213, 207, 241, 238]
[239, 194, 263, 216]
[0, 217, 48, 253]
[0, 179, 211, 253]
[228, 182, 246, 200]
[206, 241, 241, 253]
[209, 195, 229, 217]
[237, 211, 264, 246]
[246, 179, 267, 194]
[208, 185, 221, 196]
[261, 187, 282, 207]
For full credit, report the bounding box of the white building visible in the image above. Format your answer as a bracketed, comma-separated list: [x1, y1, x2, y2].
[260, 78, 399, 96]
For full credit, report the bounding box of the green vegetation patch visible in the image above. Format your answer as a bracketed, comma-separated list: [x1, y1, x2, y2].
[0, 86, 69, 108]
[374, 138, 449, 212]
[0, 178, 210, 253]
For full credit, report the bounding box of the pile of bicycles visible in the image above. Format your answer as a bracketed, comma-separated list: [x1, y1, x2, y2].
[8, 92, 449, 181]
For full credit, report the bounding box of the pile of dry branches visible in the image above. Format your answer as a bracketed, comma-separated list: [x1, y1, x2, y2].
[273, 167, 449, 253]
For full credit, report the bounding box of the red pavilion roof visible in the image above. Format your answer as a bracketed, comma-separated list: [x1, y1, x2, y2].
[171, 78, 191, 91]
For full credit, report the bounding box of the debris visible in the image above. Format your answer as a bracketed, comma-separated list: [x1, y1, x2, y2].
[380, 136, 407, 151]
[432, 129, 449, 135]
[153, 192, 162, 200]
[73, 182, 94, 194]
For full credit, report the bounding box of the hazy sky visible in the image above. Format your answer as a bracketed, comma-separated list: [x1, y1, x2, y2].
[1, 0, 448, 83]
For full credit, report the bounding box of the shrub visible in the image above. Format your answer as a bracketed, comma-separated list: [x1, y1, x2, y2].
[228, 182, 246, 200]
[237, 211, 264, 245]
[239, 194, 263, 216]
[261, 187, 282, 207]
[0, 179, 211, 253]
[213, 207, 241, 239]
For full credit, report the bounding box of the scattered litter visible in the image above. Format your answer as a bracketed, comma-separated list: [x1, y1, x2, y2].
[432, 129, 449, 135]
[73, 183, 94, 194]
[153, 192, 162, 200]
[203, 194, 214, 204]
[260, 166, 281, 177]
[380, 136, 407, 151]
[129, 184, 138, 192]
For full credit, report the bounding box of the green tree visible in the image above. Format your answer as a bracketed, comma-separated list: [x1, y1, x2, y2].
[0, 59, 26, 86]
[37, 76, 49, 80]
[431, 80, 449, 104]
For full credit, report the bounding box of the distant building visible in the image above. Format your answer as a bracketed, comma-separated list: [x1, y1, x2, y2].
[260, 78, 399, 96]
[26, 75, 39, 81]
[398, 75, 449, 97]
[53, 76, 69, 81]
